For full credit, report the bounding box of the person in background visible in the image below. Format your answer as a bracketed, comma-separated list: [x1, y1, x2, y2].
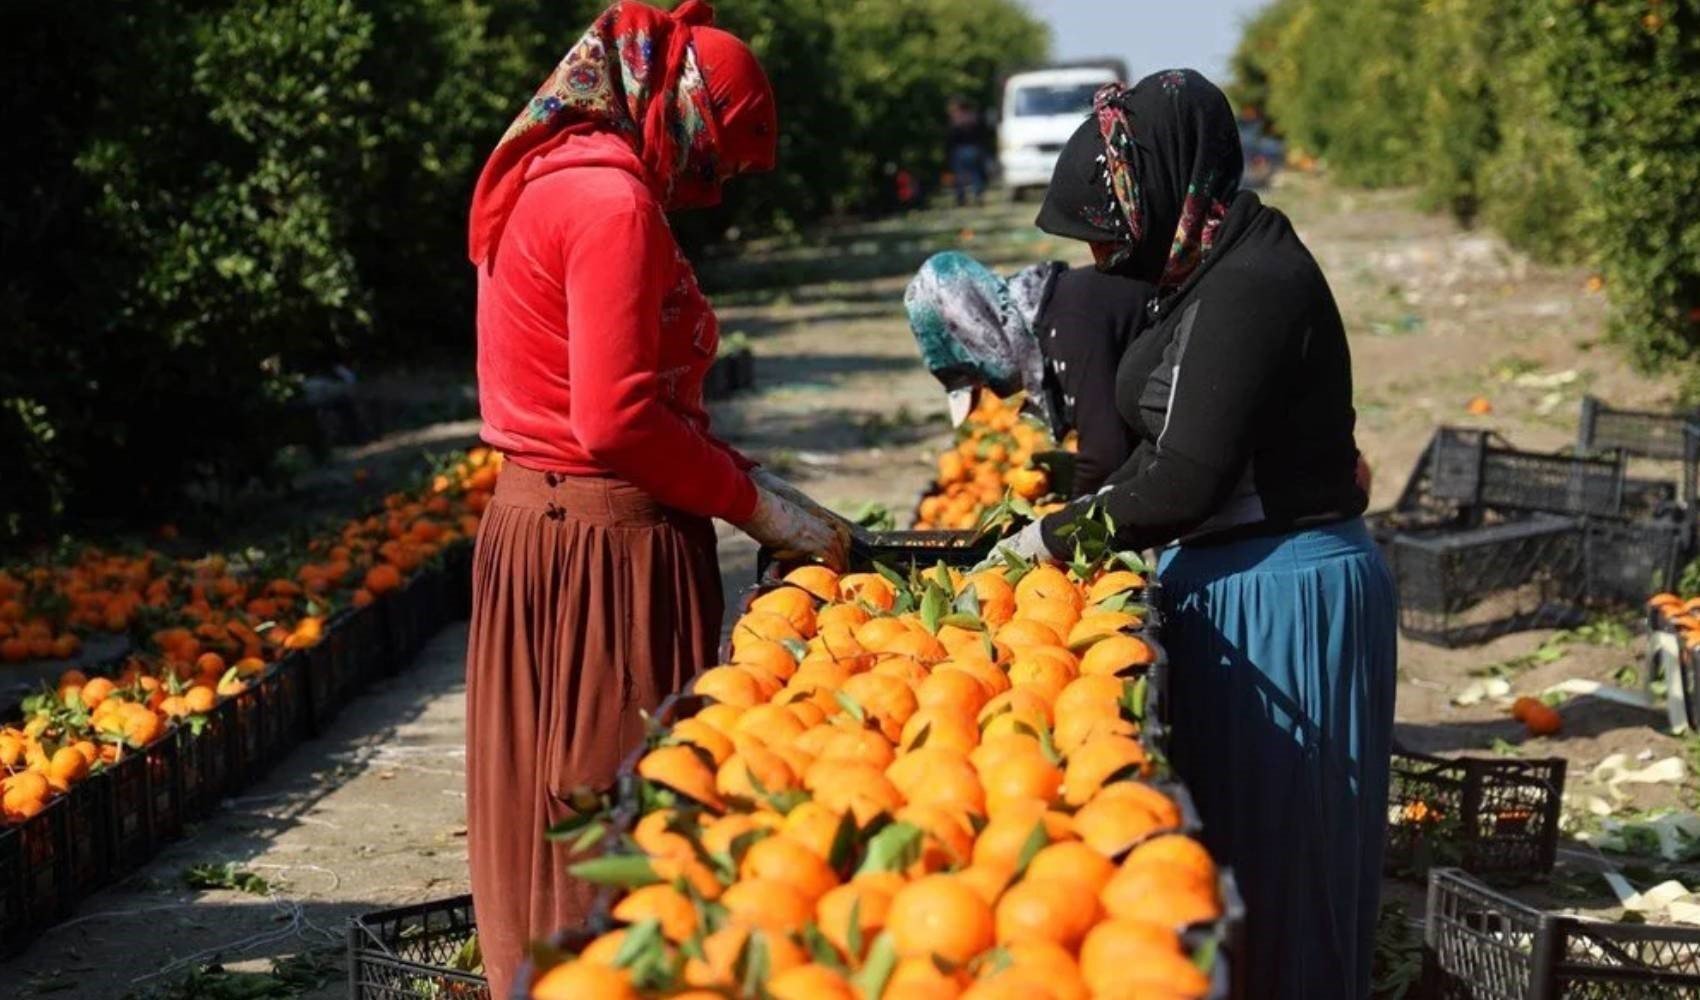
[946, 97, 989, 207]
[905, 251, 1152, 496]
[463, 3, 847, 994]
[1006, 69, 1396, 999]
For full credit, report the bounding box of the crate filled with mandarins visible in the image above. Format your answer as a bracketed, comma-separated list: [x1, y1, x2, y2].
[0, 785, 71, 955]
[0, 446, 500, 954]
[518, 542, 1240, 999]
[913, 391, 1074, 533]
[736, 549, 1167, 753]
[1384, 749, 1566, 882]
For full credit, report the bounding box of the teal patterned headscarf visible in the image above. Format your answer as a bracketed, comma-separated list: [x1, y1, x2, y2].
[904, 252, 1062, 433]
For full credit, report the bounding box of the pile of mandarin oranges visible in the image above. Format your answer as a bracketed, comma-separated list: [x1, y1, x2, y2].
[1, 449, 503, 824]
[529, 554, 1225, 1000]
[913, 393, 1069, 533]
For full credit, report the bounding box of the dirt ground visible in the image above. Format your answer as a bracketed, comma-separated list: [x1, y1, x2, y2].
[9, 173, 1699, 996]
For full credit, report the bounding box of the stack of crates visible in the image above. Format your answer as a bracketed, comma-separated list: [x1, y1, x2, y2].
[1379, 398, 1698, 646]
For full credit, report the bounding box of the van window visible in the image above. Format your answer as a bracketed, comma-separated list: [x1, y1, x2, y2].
[1010, 83, 1103, 118]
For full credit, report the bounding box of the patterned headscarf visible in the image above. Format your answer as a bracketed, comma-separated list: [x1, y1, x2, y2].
[905, 252, 1064, 435]
[467, 0, 775, 266]
[1036, 69, 1242, 290]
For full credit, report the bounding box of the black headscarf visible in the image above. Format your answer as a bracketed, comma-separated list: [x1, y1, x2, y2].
[1036, 69, 1242, 290]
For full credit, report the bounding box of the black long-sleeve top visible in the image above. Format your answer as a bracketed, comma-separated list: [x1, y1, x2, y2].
[1032, 267, 1153, 496]
[1040, 191, 1367, 554]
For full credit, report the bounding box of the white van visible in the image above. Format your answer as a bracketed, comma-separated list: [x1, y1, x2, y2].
[998, 63, 1125, 198]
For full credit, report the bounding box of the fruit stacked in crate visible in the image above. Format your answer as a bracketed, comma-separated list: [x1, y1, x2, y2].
[2, 448, 500, 806]
[1, 447, 498, 956]
[523, 547, 1243, 1000]
[914, 391, 1072, 531]
[1644, 592, 1700, 732]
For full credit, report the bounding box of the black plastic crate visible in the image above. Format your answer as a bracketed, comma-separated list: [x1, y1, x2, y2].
[370, 592, 402, 678]
[348, 895, 487, 1000]
[106, 732, 184, 876]
[1366, 429, 1484, 562]
[382, 581, 424, 673]
[1425, 426, 1504, 502]
[1584, 515, 1687, 606]
[105, 744, 153, 874]
[260, 653, 310, 758]
[304, 628, 346, 734]
[335, 604, 384, 696]
[1368, 505, 1477, 573]
[1393, 516, 1588, 646]
[229, 676, 269, 786]
[754, 529, 997, 582]
[414, 565, 449, 644]
[1620, 477, 1683, 521]
[1579, 395, 1700, 460]
[1579, 396, 1700, 506]
[1430, 430, 1628, 519]
[177, 699, 236, 819]
[0, 795, 71, 956]
[852, 529, 997, 570]
[1426, 867, 1700, 998]
[61, 774, 110, 901]
[441, 540, 474, 622]
[332, 610, 365, 703]
[144, 732, 183, 853]
[1385, 750, 1565, 880]
[0, 816, 22, 955]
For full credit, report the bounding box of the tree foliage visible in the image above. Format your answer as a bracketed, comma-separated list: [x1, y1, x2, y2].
[0, 0, 1046, 541]
[1233, 0, 1700, 371]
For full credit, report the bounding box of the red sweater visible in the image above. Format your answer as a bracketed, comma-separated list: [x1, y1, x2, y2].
[476, 132, 758, 523]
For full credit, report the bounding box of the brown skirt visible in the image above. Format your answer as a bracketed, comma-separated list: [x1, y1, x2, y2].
[465, 463, 722, 998]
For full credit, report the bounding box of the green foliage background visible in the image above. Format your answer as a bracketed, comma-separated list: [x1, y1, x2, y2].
[0, 0, 1046, 540]
[1232, 0, 1699, 378]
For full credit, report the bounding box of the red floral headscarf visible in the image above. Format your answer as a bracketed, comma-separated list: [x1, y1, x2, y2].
[467, 0, 776, 266]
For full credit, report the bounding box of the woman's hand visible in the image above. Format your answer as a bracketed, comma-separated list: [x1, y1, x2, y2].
[974, 518, 1052, 571]
[738, 472, 852, 569]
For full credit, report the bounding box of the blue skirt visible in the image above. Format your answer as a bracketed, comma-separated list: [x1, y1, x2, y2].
[1159, 518, 1397, 1000]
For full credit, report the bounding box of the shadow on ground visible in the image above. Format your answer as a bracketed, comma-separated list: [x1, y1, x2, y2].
[1394, 694, 1668, 756]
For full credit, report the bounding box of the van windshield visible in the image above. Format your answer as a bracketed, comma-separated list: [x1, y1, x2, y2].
[1011, 83, 1103, 118]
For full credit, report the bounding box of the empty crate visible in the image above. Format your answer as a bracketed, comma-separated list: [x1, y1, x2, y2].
[348, 895, 487, 1000]
[1428, 429, 1627, 519]
[1426, 867, 1700, 998]
[1583, 516, 1686, 605]
[1393, 516, 1586, 646]
[1578, 394, 1700, 480]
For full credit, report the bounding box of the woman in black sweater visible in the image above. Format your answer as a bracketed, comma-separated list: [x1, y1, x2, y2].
[1007, 70, 1397, 1000]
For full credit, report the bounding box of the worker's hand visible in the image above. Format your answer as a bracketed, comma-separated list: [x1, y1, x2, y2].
[750, 470, 874, 546]
[973, 518, 1052, 572]
[739, 474, 851, 570]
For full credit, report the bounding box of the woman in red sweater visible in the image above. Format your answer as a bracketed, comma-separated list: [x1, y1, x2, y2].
[464, 3, 847, 992]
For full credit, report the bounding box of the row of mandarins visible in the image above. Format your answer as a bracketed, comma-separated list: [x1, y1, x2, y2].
[528, 554, 1224, 1000]
[913, 392, 1068, 532]
[0, 449, 504, 824]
